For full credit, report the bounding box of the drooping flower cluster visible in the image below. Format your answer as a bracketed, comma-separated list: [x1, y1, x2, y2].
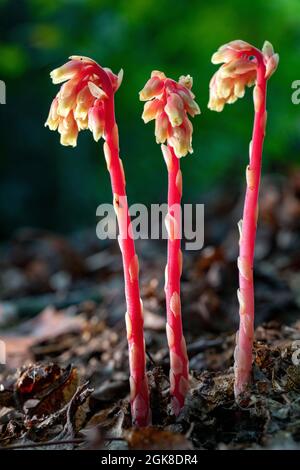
[45, 56, 123, 146]
[140, 71, 200, 158]
[208, 40, 279, 112]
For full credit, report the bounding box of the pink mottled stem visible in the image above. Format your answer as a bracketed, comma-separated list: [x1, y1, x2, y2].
[234, 58, 267, 397]
[104, 96, 150, 426]
[140, 70, 200, 414]
[208, 40, 278, 398]
[164, 144, 189, 414]
[46, 56, 150, 426]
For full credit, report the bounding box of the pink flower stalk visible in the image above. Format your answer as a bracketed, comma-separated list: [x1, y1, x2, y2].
[140, 71, 200, 414]
[208, 40, 279, 397]
[45, 56, 150, 426]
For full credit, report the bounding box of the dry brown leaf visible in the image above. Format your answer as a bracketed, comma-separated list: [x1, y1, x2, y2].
[124, 427, 192, 450]
[22, 365, 79, 418]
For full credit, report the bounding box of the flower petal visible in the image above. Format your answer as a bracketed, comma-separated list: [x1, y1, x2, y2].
[139, 76, 164, 101]
[88, 102, 105, 142]
[88, 81, 108, 99]
[50, 60, 81, 84]
[165, 93, 185, 127]
[155, 112, 169, 144]
[142, 99, 163, 123]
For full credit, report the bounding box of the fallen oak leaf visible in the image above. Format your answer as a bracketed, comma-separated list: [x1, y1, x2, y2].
[1, 364, 66, 410]
[15, 376, 90, 446]
[16, 363, 63, 400]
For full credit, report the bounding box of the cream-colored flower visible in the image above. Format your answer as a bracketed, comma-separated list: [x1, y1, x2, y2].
[208, 40, 279, 112]
[140, 71, 200, 158]
[45, 56, 122, 146]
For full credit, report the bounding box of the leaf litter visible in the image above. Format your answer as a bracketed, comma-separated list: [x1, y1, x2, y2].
[1, 173, 300, 449]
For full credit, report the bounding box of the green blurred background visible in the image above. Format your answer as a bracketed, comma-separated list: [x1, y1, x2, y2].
[0, 0, 299, 239]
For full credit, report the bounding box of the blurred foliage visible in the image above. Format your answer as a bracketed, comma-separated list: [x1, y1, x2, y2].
[0, 0, 299, 238]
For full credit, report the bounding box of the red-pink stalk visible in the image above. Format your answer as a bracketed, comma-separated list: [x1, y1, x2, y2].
[45, 56, 150, 426]
[164, 144, 189, 414]
[103, 96, 150, 426]
[140, 72, 200, 414]
[234, 56, 267, 397]
[208, 40, 278, 397]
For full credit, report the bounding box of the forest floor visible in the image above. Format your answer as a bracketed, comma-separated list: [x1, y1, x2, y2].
[1, 172, 300, 450]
